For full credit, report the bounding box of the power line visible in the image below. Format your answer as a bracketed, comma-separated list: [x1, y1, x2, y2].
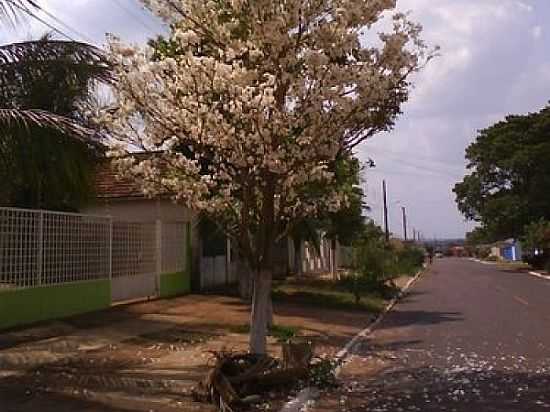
[112, 0, 158, 36]
[6, 0, 74, 41]
[38, 4, 96, 44]
[361, 146, 465, 177]
[369, 151, 463, 179]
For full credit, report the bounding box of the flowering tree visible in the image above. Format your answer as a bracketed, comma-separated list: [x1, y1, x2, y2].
[101, 0, 430, 354]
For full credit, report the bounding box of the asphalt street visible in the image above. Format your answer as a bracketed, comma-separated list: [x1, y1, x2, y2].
[329, 258, 550, 411]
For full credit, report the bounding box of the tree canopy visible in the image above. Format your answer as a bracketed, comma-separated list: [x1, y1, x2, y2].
[101, 0, 429, 353]
[454, 106, 550, 241]
[0, 37, 110, 210]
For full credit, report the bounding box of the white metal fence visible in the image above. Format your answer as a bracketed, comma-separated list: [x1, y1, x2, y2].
[0, 207, 188, 298]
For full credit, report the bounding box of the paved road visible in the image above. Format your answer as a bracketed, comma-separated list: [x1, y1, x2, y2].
[317, 258, 550, 411]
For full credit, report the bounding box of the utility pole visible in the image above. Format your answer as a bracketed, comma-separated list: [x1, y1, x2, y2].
[401, 206, 408, 241]
[382, 180, 389, 242]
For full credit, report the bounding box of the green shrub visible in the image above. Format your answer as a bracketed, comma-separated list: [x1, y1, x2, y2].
[395, 246, 425, 275]
[477, 246, 491, 259]
[308, 356, 340, 388]
[486, 255, 499, 262]
[339, 273, 377, 304]
[230, 324, 300, 343]
[270, 324, 299, 343]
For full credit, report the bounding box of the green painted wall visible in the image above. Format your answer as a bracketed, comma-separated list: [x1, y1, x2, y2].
[0, 280, 111, 330]
[159, 223, 193, 298]
[159, 271, 191, 298]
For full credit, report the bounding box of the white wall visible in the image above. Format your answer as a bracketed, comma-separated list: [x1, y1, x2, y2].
[83, 198, 201, 287]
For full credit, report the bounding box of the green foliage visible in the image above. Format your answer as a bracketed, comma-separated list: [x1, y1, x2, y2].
[341, 221, 424, 299]
[523, 219, 550, 270]
[523, 219, 550, 253]
[229, 323, 300, 343]
[454, 106, 550, 240]
[397, 246, 425, 275]
[269, 325, 299, 343]
[272, 278, 385, 313]
[339, 273, 378, 304]
[477, 246, 491, 259]
[0, 36, 110, 210]
[465, 227, 491, 246]
[323, 156, 370, 246]
[308, 356, 340, 389]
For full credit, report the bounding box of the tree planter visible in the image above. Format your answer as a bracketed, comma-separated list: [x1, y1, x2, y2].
[281, 339, 314, 370]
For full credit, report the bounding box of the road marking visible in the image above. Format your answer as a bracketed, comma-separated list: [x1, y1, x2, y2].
[513, 296, 529, 306]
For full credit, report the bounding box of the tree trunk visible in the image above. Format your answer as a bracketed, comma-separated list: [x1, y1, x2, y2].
[266, 292, 273, 329]
[249, 270, 272, 355]
[293, 239, 303, 276]
[331, 238, 337, 280]
[238, 260, 253, 302]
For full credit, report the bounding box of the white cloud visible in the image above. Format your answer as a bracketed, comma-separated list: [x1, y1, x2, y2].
[531, 25, 543, 40]
[2, 0, 550, 238]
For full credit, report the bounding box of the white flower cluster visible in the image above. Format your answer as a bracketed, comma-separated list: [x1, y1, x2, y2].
[100, 0, 429, 258]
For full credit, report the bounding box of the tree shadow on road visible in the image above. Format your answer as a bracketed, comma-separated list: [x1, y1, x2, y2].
[377, 309, 464, 330]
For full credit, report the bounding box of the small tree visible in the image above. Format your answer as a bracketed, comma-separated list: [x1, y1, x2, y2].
[101, 0, 430, 354]
[523, 219, 550, 270]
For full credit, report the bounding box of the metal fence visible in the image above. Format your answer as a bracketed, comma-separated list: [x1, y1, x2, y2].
[0, 207, 188, 293]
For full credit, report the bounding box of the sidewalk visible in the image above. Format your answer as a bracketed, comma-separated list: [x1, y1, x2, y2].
[1, 293, 377, 412]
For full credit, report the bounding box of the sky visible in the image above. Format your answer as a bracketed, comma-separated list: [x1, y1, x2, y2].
[2, 0, 549, 239]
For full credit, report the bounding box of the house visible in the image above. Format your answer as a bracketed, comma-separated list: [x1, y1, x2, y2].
[490, 239, 522, 262]
[82, 159, 204, 295]
[82, 158, 283, 293]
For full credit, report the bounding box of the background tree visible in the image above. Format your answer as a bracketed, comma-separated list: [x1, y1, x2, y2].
[102, 0, 430, 354]
[522, 219, 550, 270]
[0, 2, 111, 210]
[454, 106, 550, 241]
[0, 37, 111, 210]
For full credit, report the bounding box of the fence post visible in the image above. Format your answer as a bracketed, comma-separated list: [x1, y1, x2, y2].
[37, 211, 44, 286]
[108, 218, 113, 281]
[225, 236, 231, 286]
[156, 220, 162, 295]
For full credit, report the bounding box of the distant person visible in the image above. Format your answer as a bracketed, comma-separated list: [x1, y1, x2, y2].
[426, 246, 434, 264]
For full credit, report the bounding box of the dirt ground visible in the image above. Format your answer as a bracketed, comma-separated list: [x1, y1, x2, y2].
[0, 293, 378, 412]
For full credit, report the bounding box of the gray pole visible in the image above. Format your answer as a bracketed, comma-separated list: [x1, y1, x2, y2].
[402, 206, 408, 241]
[383, 180, 389, 242]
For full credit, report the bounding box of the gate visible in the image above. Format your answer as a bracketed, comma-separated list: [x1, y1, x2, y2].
[111, 222, 157, 302]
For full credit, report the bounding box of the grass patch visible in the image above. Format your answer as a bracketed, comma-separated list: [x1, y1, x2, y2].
[272, 278, 386, 313]
[229, 323, 301, 341]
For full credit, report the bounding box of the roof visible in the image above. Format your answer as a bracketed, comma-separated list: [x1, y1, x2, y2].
[94, 162, 146, 200]
[94, 152, 165, 200]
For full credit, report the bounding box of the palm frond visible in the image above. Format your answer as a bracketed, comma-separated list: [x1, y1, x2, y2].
[0, 39, 112, 84]
[0, 0, 40, 26]
[0, 108, 102, 148]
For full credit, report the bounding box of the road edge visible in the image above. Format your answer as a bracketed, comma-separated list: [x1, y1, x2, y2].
[279, 266, 427, 412]
[471, 258, 550, 281]
[528, 270, 550, 281]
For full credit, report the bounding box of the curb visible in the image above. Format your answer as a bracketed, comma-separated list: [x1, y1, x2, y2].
[528, 271, 550, 281]
[470, 258, 497, 265]
[472, 258, 550, 281]
[279, 267, 426, 412]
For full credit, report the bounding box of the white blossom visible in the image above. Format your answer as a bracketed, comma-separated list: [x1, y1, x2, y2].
[100, 0, 431, 266]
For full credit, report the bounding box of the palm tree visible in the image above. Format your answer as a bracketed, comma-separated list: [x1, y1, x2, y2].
[0, 1, 111, 209]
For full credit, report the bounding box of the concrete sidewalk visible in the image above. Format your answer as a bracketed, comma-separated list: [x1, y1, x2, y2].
[1, 293, 377, 411]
